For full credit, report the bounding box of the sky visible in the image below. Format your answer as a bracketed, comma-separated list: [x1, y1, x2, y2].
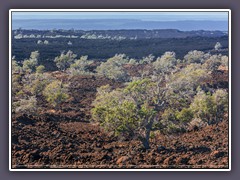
[12, 11, 229, 21]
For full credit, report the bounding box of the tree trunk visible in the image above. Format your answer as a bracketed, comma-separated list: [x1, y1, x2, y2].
[140, 137, 150, 149]
[140, 118, 154, 149]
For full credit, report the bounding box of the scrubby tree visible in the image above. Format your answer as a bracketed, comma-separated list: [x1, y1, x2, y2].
[139, 54, 155, 64]
[128, 58, 138, 65]
[152, 51, 177, 74]
[212, 89, 228, 122]
[214, 42, 222, 51]
[221, 55, 229, 67]
[36, 65, 45, 74]
[96, 54, 130, 81]
[92, 78, 167, 149]
[12, 57, 22, 74]
[183, 50, 209, 64]
[54, 50, 77, 71]
[190, 89, 228, 124]
[43, 80, 69, 109]
[30, 73, 54, 96]
[37, 40, 43, 44]
[176, 108, 194, 124]
[221, 56, 229, 67]
[43, 40, 49, 45]
[12, 73, 23, 97]
[22, 51, 39, 73]
[159, 108, 181, 134]
[67, 55, 93, 76]
[13, 96, 37, 115]
[166, 63, 210, 108]
[203, 54, 223, 71]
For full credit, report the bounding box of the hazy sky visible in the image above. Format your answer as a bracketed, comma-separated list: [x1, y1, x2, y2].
[12, 11, 229, 21]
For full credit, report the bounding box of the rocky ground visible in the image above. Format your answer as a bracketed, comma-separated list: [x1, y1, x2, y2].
[11, 69, 229, 169]
[11, 114, 229, 169]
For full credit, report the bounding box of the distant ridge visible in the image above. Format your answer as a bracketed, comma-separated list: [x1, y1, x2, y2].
[12, 19, 228, 31]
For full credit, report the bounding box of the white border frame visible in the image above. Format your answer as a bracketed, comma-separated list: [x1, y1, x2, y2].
[9, 9, 231, 171]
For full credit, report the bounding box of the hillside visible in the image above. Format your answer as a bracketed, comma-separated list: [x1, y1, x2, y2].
[11, 67, 229, 169]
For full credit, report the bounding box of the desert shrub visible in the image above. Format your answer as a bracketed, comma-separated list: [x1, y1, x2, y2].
[214, 42, 222, 51]
[44, 40, 49, 45]
[67, 55, 93, 76]
[92, 78, 168, 149]
[158, 108, 189, 134]
[190, 91, 215, 124]
[212, 89, 228, 122]
[54, 50, 77, 71]
[12, 58, 22, 74]
[183, 50, 209, 64]
[30, 73, 54, 96]
[176, 108, 194, 124]
[161, 108, 177, 123]
[221, 55, 228, 67]
[22, 51, 39, 73]
[166, 63, 210, 108]
[12, 73, 23, 97]
[96, 54, 130, 81]
[203, 54, 224, 71]
[152, 51, 177, 74]
[36, 65, 45, 74]
[13, 96, 37, 114]
[139, 54, 155, 64]
[128, 58, 138, 65]
[190, 89, 228, 124]
[43, 80, 69, 109]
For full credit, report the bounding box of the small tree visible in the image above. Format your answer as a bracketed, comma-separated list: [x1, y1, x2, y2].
[212, 89, 228, 122]
[96, 54, 130, 81]
[30, 73, 53, 96]
[166, 63, 210, 108]
[13, 96, 37, 115]
[12, 73, 23, 97]
[152, 51, 177, 74]
[176, 108, 194, 124]
[128, 58, 138, 65]
[183, 50, 208, 64]
[36, 65, 45, 74]
[139, 54, 155, 64]
[189, 89, 228, 124]
[67, 55, 93, 76]
[203, 54, 225, 71]
[22, 51, 39, 73]
[43, 40, 49, 45]
[92, 78, 166, 149]
[221, 55, 229, 68]
[43, 80, 69, 109]
[37, 40, 43, 44]
[54, 50, 77, 71]
[214, 42, 222, 51]
[12, 58, 22, 74]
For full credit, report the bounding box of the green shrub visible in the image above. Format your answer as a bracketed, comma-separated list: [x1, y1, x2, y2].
[36, 65, 45, 73]
[96, 54, 130, 81]
[54, 50, 77, 71]
[22, 51, 39, 73]
[43, 80, 69, 109]
[13, 96, 37, 115]
[67, 55, 93, 76]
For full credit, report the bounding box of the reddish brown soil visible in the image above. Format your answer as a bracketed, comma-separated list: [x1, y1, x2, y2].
[36, 74, 123, 121]
[11, 70, 229, 169]
[12, 113, 229, 169]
